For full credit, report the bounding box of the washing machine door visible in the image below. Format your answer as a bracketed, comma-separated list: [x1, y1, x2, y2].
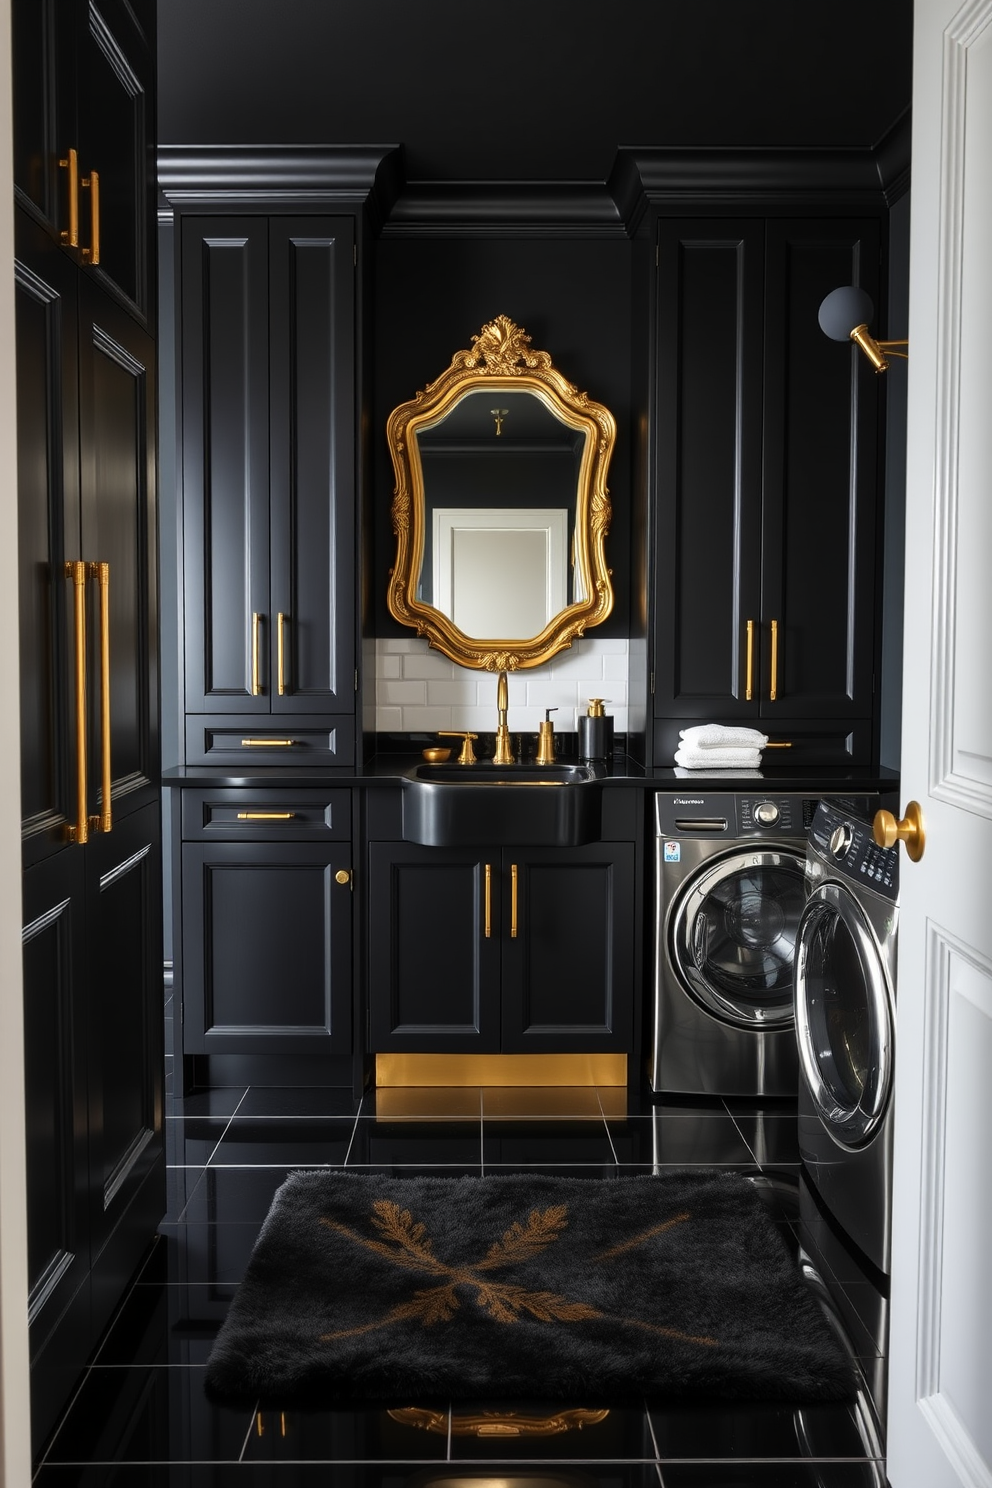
[794, 882, 894, 1147]
[669, 847, 806, 1028]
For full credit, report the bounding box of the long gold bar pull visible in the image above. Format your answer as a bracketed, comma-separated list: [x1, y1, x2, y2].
[745, 620, 755, 701]
[59, 148, 79, 247]
[510, 863, 519, 939]
[65, 561, 89, 844]
[769, 619, 779, 701]
[484, 863, 492, 939]
[81, 168, 100, 264]
[236, 812, 295, 821]
[251, 611, 261, 695]
[277, 612, 286, 696]
[240, 738, 297, 747]
[90, 561, 112, 833]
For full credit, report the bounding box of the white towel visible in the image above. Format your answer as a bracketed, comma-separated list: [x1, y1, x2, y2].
[674, 746, 763, 770]
[679, 725, 768, 750]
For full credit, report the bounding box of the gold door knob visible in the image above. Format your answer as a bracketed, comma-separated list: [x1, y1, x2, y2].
[334, 869, 351, 886]
[873, 801, 926, 862]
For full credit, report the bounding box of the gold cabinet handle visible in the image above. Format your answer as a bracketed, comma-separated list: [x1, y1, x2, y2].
[277, 612, 287, 696]
[510, 863, 518, 939]
[484, 863, 492, 939]
[251, 611, 262, 695]
[240, 738, 297, 747]
[236, 811, 295, 821]
[65, 561, 89, 844]
[59, 148, 79, 247]
[89, 561, 111, 834]
[334, 869, 352, 887]
[769, 618, 779, 701]
[81, 168, 100, 264]
[874, 801, 926, 862]
[745, 619, 755, 701]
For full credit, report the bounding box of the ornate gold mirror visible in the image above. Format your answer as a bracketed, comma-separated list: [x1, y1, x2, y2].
[387, 316, 616, 670]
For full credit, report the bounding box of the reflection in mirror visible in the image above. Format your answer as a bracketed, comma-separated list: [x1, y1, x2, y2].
[387, 317, 615, 671]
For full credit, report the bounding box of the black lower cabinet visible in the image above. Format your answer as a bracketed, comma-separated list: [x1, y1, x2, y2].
[369, 842, 635, 1055]
[22, 802, 164, 1458]
[181, 842, 353, 1063]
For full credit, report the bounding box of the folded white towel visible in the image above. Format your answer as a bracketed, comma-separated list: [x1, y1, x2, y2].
[674, 746, 763, 770]
[679, 725, 769, 750]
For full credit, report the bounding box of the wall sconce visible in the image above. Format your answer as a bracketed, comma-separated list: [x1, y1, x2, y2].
[818, 285, 908, 373]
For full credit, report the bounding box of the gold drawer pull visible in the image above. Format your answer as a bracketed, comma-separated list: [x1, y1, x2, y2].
[81, 167, 100, 264]
[745, 619, 755, 701]
[484, 863, 492, 938]
[236, 812, 295, 821]
[510, 862, 519, 939]
[240, 738, 297, 747]
[277, 612, 287, 696]
[769, 618, 779, 701]
[251, 611, 262, 696]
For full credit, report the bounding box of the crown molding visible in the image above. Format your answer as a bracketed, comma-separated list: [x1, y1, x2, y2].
[379, 182, 626, 238]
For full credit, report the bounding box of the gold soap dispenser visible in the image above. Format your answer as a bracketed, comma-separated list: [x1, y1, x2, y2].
[536, 708, 558, 765]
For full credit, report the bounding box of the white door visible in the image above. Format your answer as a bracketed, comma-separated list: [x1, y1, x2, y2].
[887, 2, 992, 1485]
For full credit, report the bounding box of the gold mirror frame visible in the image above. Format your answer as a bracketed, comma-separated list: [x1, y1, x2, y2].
[386, 315, 616, 671]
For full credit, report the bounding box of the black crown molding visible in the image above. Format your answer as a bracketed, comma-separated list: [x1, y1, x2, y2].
[379, 182, 626, 238]
[157, 145, 403, 230]
[610, 133, 911, 233]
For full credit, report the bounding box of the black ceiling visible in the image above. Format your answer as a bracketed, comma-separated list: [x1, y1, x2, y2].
[157, 0, 914, 183]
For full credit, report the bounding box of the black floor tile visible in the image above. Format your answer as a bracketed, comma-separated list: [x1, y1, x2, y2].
[166, 1088, 250, 1120]
[235, 1086, 364, 1119]
[729, 1112, 802, 1168]
[626, 1114, 755, 1167]
[241, 1403, 452, 1463]
[656, 1464, 883, 1486]
[646, 1397, 881, 1460]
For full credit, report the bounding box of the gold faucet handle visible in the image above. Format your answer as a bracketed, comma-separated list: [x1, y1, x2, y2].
[437, 730, 478, 765]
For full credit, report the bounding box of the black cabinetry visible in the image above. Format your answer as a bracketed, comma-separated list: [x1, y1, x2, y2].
[368, 840, 635, 1056]
[179, 214, 356, 767]
[652, 215, 883, 766]
[179, 790, 353, 1067]
[14, 3, 161, 1451]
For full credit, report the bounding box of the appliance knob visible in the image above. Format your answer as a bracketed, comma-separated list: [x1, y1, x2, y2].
[829, 823, 853, 859]
[753, 801, 780, 827]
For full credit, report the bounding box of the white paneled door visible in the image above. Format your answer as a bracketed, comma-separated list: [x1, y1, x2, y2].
[887, 3, 992, 1486]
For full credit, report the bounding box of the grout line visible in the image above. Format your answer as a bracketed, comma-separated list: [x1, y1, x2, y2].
[238, 1403, 262, 1463]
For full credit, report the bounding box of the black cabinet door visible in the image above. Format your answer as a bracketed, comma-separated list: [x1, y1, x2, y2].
[21, 849, 91, 1436]
[181, 215, 356, 724]
[654, 220, 765, 723]
[500, 844, 635, 1054]
[12, 0, 154, 322]
[758, 219, 881, 722]
[653, 216, 882, 762]
[16, 210, 81, 872]
[368, 843, 502, 1053]
[78, 275, 159, 824]
[182, 842, 354, 1059]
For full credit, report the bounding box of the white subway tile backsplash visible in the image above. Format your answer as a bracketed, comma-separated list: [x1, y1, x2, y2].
[375, 636, 630, 736]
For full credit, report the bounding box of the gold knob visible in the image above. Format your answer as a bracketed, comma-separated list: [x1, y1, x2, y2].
[873, 801, 926, 862]
[335, 869, 351, 886]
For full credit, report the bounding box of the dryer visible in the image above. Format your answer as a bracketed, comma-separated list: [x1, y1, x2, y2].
[651, 792, 836, 1097]
[794, 798, 899, 1277]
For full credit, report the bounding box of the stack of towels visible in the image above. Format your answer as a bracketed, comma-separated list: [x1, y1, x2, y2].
[674, 724, 768, 771]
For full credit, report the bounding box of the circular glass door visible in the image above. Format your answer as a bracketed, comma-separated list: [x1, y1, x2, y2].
[669, 848, 806, 1027]
[794, 883, 893, 1147]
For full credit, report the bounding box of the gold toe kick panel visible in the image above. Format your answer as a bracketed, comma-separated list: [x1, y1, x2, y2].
[375, 1053, 627, 1088]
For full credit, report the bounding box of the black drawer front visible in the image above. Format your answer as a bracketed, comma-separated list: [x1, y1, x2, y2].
[185, 715, 354, 767]
[181, 789, 352, 841]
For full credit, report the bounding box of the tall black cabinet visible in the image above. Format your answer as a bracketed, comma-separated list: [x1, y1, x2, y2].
[159, 149, 397, 1092]
[13, 0, 161, 1456]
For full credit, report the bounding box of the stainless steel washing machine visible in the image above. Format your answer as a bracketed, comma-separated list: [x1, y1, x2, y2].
[794, 798, 899, 1278]
[651, 791, 830, 1097]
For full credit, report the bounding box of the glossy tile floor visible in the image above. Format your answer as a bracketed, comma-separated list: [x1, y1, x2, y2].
[32, 1082, 888, 1486]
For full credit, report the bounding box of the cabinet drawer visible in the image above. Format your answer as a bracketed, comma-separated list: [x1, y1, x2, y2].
[181, 789, 352, 841]
[185, 715, 354, 767]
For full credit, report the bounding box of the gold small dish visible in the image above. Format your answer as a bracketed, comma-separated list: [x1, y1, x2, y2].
[421, 747, 452, 764]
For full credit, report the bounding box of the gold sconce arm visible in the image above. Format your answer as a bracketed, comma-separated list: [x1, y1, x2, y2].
[819, 286, 908, 375]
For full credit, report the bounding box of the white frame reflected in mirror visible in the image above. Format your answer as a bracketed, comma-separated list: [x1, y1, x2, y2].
[432, 507, 569, 640]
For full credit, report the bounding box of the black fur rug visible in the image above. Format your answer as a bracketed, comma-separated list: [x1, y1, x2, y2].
[204, 1170, 855, 1404]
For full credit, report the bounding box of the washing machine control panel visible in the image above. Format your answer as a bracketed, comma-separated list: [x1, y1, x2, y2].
[739, 796, 802, 835]
[809, 800, 899, 900]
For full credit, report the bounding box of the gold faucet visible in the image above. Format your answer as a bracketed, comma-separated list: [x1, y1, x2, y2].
[493, 670, 514, 765]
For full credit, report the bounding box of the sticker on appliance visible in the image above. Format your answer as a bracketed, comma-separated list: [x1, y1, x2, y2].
[663, 841, 681, 863]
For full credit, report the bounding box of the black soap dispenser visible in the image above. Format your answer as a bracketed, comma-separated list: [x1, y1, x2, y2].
[578, 698, 611, 762]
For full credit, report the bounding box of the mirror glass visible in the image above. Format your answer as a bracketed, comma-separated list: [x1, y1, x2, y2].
[387, 317, 616, 671]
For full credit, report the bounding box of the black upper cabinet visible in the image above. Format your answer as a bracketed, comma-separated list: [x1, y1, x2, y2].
[180, 214, 356, 765]
[12, 0, 154, 323]
[653, 216, 882, 765]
